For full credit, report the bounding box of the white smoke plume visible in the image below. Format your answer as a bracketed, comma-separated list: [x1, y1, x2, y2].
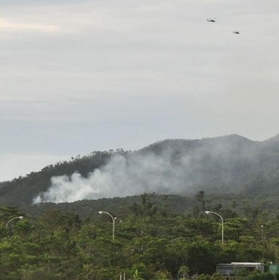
[33, 136, 252, 204]
[33, 150, 193, 204]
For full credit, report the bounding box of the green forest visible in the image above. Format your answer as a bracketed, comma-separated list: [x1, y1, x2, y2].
[2, 135, 279, 279]
[2, 192, 279, 280]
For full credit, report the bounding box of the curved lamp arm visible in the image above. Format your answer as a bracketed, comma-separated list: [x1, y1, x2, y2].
[6, 216, 24, 229]
[99, 211, 117, 241]
[205, 210, 224, 243]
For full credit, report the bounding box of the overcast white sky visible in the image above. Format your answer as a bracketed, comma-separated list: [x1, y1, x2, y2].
[1, 0, 279, 182]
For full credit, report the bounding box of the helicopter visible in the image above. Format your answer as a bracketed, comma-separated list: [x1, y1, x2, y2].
[207, 18, 216, 22]
[233, 30, 240, 34]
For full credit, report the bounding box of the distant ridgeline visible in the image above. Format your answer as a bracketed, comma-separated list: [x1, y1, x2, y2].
[1, 134, 279, 213]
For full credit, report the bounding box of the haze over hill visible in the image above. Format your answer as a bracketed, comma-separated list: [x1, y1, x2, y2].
[1, 133, 279, 206]
[31, 134, 279, 204]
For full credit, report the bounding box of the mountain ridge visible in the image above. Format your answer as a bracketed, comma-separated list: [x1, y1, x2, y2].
[1, 133, 279, 206]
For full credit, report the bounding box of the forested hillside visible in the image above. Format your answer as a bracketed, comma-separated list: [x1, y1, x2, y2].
[1, 132, 279, 279]
[1, 192, 279, 279]
[1, 134, 279, 208]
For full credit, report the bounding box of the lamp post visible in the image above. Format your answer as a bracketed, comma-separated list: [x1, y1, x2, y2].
[99, 211, 116, 241]
[6, 216, 24, 229]
[205, 210, 224, 243]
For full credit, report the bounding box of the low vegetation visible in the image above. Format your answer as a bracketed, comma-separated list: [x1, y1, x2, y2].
[1, 192, 279, 279]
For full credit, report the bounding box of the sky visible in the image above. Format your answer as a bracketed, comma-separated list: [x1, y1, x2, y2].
[1, 0, 279, 182]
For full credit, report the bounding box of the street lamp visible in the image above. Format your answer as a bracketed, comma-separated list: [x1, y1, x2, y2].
[6, 216, 24, 229]
[205, 210, 224, 243]
[99, 211, 116, 241]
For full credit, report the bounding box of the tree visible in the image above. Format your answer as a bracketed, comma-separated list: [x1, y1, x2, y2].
[178, 265, 190, 280]
[130, 269, 144, 280]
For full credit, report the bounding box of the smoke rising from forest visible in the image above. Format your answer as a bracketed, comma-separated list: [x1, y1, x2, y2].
[32, 136, 257, 204]
[32, 148, 199, 204]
